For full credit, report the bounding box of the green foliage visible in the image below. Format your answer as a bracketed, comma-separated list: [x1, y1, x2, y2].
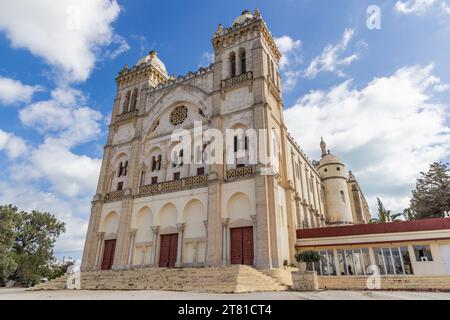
[370, 198, 403, 224]
[0, 205, 65, 287]
[295, 250, 321, 263]
[0, 205, 18, 286]
[408, 162, 450, 220]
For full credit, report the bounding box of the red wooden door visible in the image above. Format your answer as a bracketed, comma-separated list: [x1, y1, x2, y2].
[101, 239, 116, 270]
[159, 234, 178, 267]
[230, 227, 253, 266]
[230, 228, 243, 264]
[242, 227, 254, 266]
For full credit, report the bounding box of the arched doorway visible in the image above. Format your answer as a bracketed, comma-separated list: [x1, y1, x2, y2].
[100, 211, 119, 270]
[227, 192, 254, 266]
[158, 203, 178, 267]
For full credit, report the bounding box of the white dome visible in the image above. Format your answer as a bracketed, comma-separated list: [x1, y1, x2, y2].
[233, 10, 253, 25]
[319, 153, 344, 167]
[136, 50, 168, 76]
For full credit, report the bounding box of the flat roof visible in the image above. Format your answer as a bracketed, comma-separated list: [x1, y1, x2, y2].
[297, 218, 450, 239]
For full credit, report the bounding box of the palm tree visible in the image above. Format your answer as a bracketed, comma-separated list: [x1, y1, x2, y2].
[370, 198, 403, 223]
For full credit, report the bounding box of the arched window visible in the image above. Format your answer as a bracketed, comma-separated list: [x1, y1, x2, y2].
[233, 136, 239, 153]
[239, 49, 246, 74]
[230, 52, 236, 77]
[118, 161, 128, 177]
[151, 156, 156, 172]
[140, 171, 145, 186]
[340, 190, 346, 203]
[130, 88, 138, 111]
[122, 91, 131, 114]
[157, 154, 162, 170]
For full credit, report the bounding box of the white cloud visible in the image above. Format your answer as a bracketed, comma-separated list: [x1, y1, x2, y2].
[275, 35, 302, 70]
[0, 0, 126, 83]
[285, 64, 450, 213]
[19, 87, 103, 147]
[395, 0, 437, 15]
[12, 140, 102, 198]
[442, 2, 450, 13]
[304, 28, 362, 79]
[199, 51, 214, 67]
[0, 129, 28, 159]
[0, 76, 41, 105]
[274, 35, 302, 92]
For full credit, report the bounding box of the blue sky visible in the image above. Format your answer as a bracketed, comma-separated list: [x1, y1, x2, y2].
[0, 0, 449, 260]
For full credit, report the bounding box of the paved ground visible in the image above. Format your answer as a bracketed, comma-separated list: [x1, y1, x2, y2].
[1, 288, 450, 300]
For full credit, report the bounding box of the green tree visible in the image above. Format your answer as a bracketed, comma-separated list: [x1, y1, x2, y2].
[370, 198, 403, 223]
[409, 162, 450, 219]
[0, 205, 66, 287]
[12, 210, 66, 286]
[0, 205, 18, 286]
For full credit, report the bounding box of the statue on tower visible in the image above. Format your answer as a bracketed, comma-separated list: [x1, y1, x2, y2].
[320, 137, 327, 157]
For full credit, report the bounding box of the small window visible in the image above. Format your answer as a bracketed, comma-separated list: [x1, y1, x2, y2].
[151, 176, 158, 185]
[230, 52, 236, 77]
[117, 182, 123, 191]
[414, 245, 433, 262]
[244, 136, 249, 151]
[324, 168, 328, 172]
[197, 167, 205, 176]
[173, 172, 180, 180]
[240, 49, 246, 74]
[336, 167, 341, 171]
[340, 190, 346, 203]
[233, 136, 238, 153]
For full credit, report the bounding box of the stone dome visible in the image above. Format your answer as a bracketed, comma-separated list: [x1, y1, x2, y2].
[319, 153, 344, 167]
[136, 50, 168, 76]
[233, 10, 253, 25]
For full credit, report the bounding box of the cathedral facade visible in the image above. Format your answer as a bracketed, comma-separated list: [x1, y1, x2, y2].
[81, 9, 370, 272]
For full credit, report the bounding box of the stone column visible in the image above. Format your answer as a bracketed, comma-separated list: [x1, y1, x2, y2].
[175, 223, 185, 267]
[94, 232, 105, 270]
[151, 226, 160, 266]
[81, 198, 103, 271]
[221, 218, 229, 265]
[250, 214, 257, 266]
[127, 229, 137, 267]
[203, 220, 208, 265]
[193, 242, 199, 265]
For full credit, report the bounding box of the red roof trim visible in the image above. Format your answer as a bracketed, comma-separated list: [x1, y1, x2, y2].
[296, 237, 450, 248]
[296, 218, 450, 239]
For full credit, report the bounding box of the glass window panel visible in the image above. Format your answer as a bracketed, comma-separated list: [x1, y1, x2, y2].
[345, 250, 355, 275]
[338, 250, 347, 275]
[362, 248, 372, 275]
[383, 248, 395, 274]
[391, 247, 404, 275]
[413, 245, 433, 262]
[352, 250, 365, 275]
[328, 250, 336, 275]
[373, 248, 386, 275]
[401, 247, 413, 274]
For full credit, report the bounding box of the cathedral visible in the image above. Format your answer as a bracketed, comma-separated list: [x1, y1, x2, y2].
[81, 9, 371, 272]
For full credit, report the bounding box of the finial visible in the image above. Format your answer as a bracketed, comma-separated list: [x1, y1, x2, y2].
[149, 50, 157, 57]
[216, 23, 223, 35]
[254, 8, 261, 18]
[320, 137, 327, 157]
[242, 9, 250, 15]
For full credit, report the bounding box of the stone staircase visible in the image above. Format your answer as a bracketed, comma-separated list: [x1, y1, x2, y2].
[318, 275, 450, 291]
[30, 274, 72, 291]
[29, 265, 288, 293]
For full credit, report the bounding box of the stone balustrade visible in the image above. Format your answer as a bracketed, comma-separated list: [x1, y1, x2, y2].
[138, 175, 208, 196]
[115, 110, 138, 123]
[225, 165, 255, 181]
[221, 71, 253, 89]
[104, 190, 125, 202]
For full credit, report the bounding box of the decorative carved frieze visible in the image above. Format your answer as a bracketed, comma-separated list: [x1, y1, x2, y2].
[138, 175, 208, 197]
[104, 190, 125, 202]
[221, 71, 253, 89]
[115, 110, 138, 123]
[225, 165, 255, 181]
